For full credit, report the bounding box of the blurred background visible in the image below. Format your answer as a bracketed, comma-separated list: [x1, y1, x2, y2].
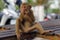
[0, 0, 60, 40]
[0, 0, 60, 14]
[0, 0, 60, 25]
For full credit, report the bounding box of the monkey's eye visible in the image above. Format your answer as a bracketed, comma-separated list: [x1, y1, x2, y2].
[23, 6, 27, 8]
[24, 6, 26, 8]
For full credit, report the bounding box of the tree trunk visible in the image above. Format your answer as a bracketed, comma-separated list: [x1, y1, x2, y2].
[21, 0, 27, 3]
[32, 5, 45, 22]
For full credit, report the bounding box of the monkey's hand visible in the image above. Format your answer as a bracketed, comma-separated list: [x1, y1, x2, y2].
[17, 33, 20, 39]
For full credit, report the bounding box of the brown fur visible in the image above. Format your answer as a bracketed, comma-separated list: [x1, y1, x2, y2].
[19, 3, 35, 23]
[15, 3, 52, 40]
[18, 3, 35, 31]
[15, 3, 35, 40]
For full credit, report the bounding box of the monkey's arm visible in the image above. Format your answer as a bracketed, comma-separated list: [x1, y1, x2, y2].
[24, 14, 33, 23]
[30, 11, 35, 22]
[15, 18, 22, 40]
[24, 11, 35, 23]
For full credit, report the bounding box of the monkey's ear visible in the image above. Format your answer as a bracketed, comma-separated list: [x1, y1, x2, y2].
[28, 4, 32, 9]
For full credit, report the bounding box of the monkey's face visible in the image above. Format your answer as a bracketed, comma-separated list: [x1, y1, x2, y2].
[20, 5, 28, 13]
[20, 3, 32, 15]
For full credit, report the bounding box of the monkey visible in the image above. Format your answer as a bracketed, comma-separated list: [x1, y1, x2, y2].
[15, 3, 52, 40]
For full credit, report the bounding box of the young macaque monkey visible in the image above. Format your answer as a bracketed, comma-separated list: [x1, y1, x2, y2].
[15, 3, 52, 40]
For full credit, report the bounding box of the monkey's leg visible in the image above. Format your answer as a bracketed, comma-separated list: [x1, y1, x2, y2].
[24, 23, 52, 34]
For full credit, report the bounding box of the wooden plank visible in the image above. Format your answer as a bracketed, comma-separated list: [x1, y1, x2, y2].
[40, 19, 60, 27]
[0, 25, 15, 38]
[0, 19, 60, 38]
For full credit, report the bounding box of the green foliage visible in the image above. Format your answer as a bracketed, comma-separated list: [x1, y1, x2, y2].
[52, 9, 60, 13]
[36, 0, 48, 5]
[0, 0, 5, 11]
[27, 0, 37, 6]
[0, 0, 19, 11]
[27, 0, 33, 3]
[15, 5, 19, 10]
[27, 0, 48, 6]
